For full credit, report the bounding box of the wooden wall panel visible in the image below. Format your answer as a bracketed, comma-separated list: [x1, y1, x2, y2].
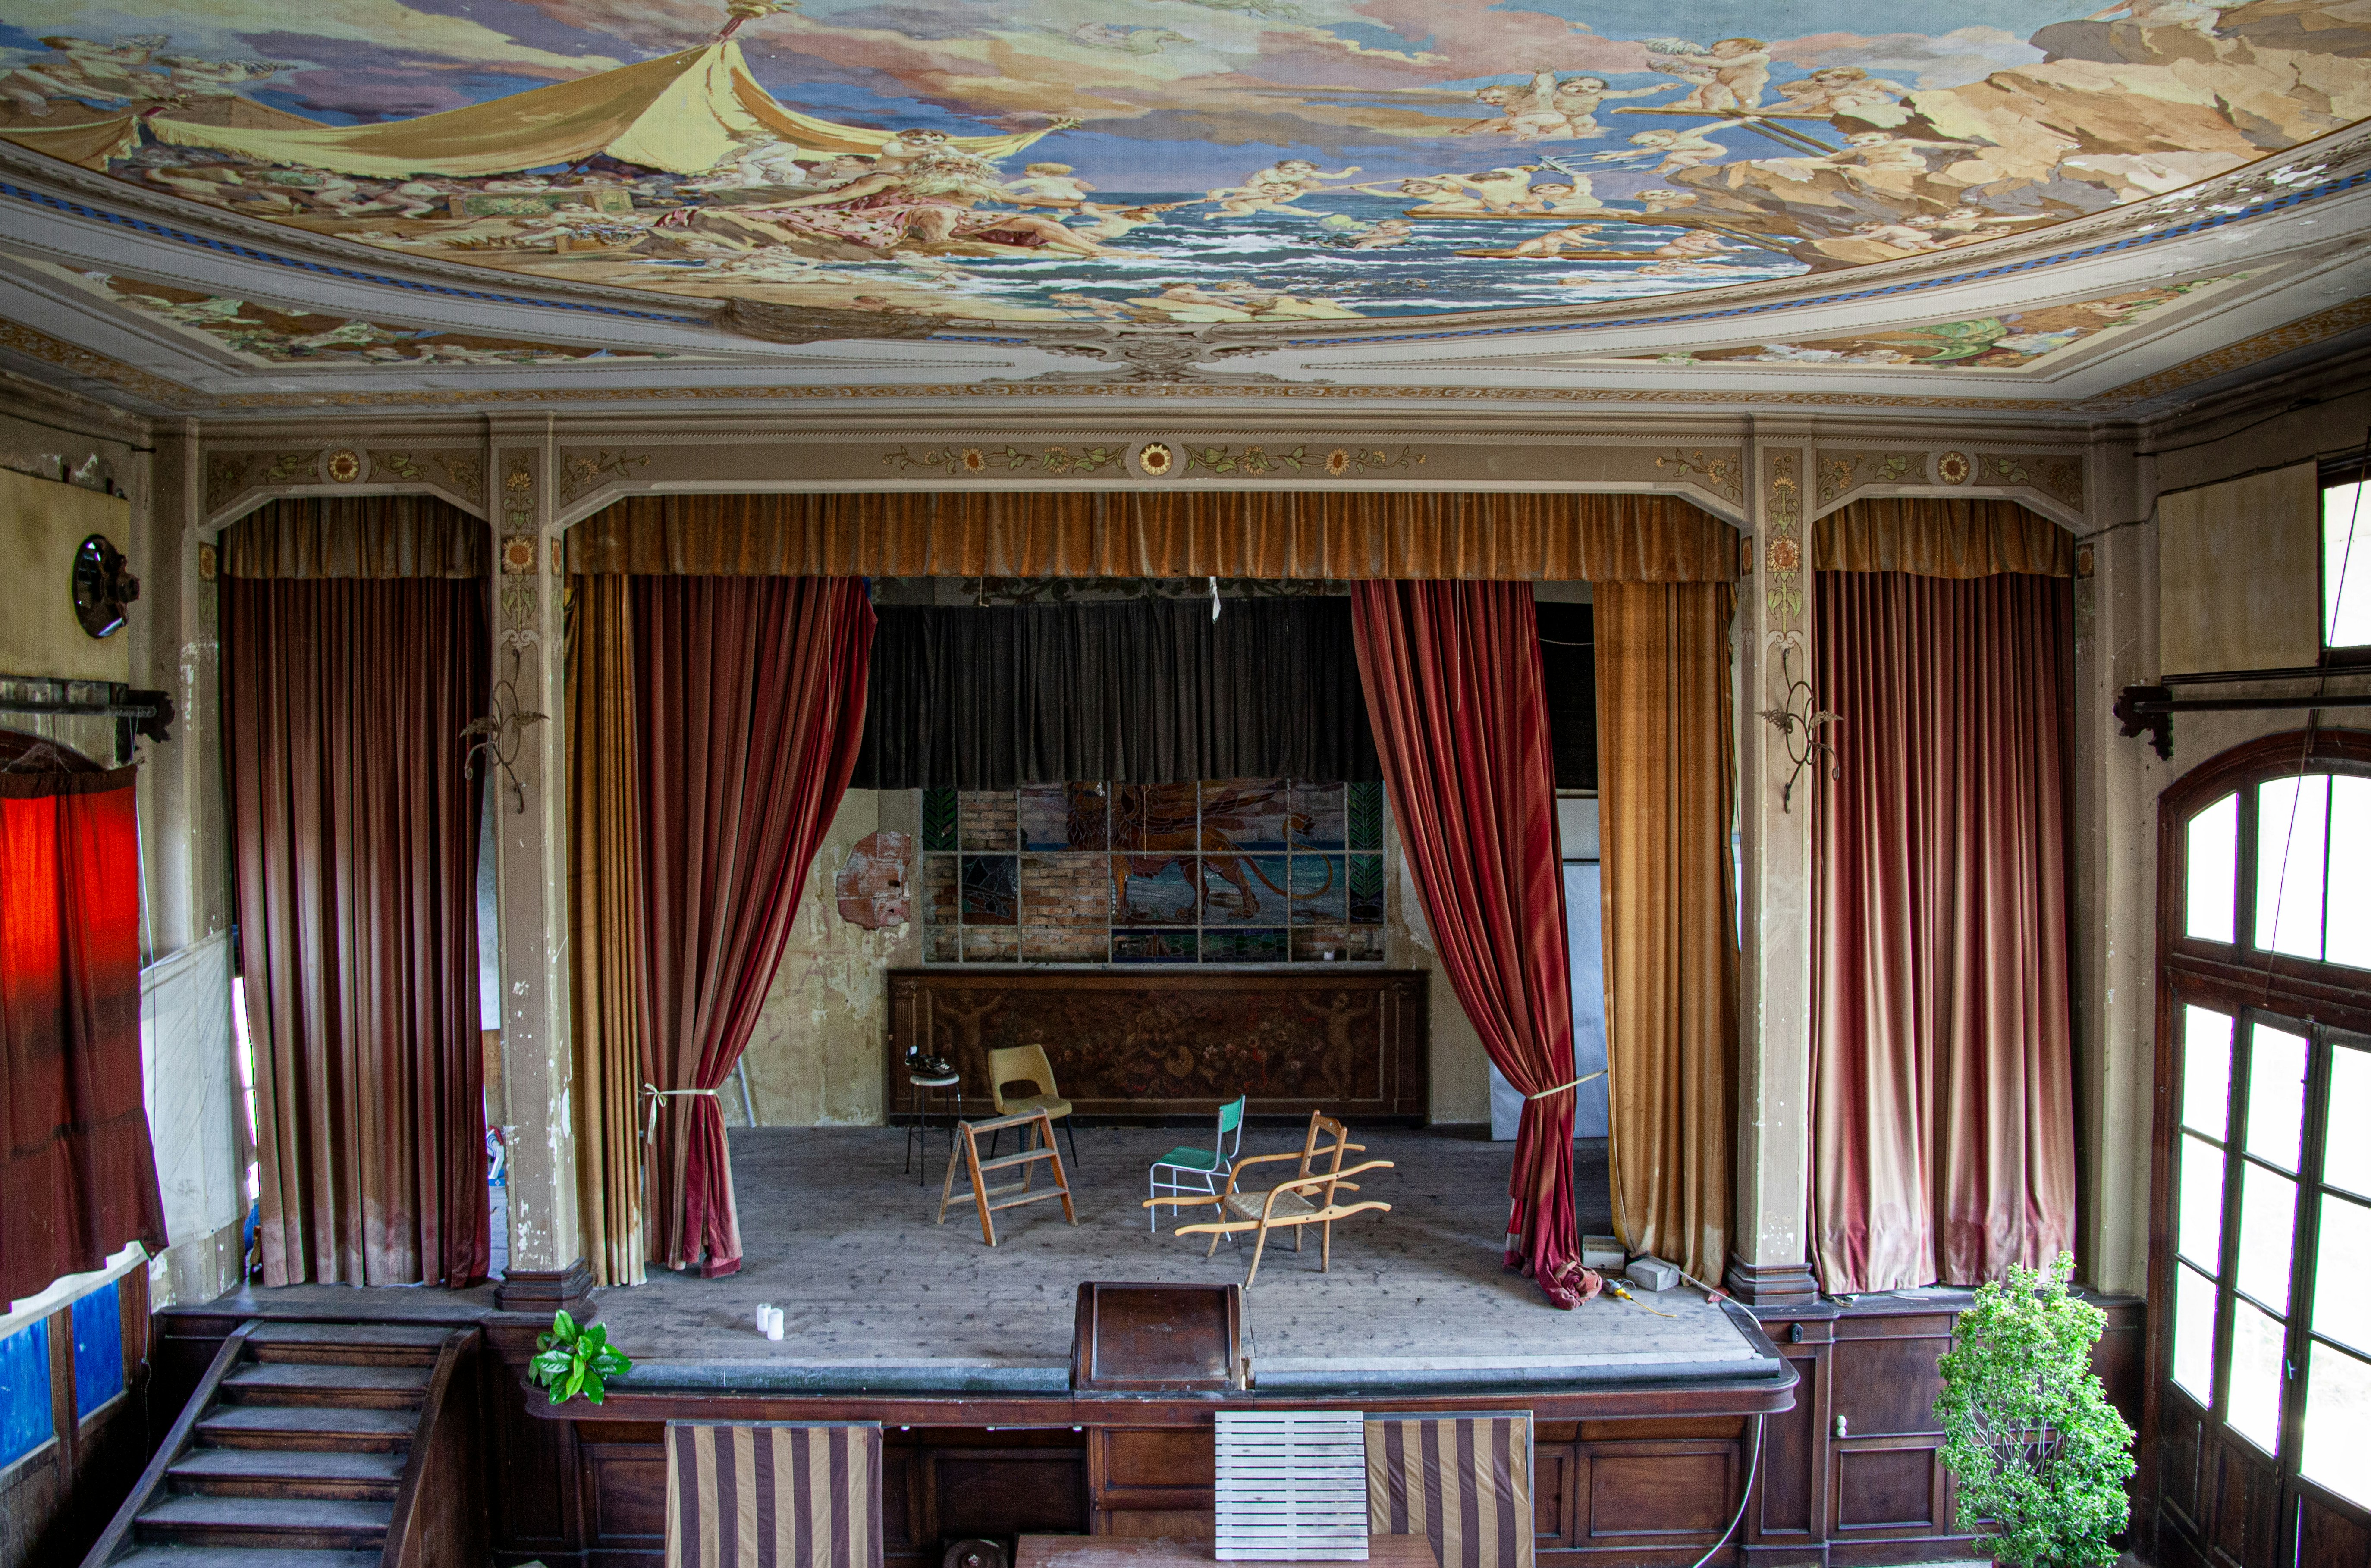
[887, 969, 1429, 1122]
[2297, 1491, 2371, 1568]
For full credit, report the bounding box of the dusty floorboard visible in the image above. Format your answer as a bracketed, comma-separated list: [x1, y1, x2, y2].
[596, 1127, 1756, 1381]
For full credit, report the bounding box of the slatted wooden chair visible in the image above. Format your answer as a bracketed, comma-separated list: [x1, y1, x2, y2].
[1145, 1111, 1392, 1287]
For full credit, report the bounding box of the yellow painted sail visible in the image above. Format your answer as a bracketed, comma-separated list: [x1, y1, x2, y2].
[0, 113, 139, 169]
[142, 40, 1061, 178]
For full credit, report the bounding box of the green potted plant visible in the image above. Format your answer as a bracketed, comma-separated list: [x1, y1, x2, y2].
[528, 1310, 632, 1405]
[1934, 1253, 2135, 1568]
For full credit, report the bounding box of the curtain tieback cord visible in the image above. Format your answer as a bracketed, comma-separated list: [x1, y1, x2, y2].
[641, 1084, 721, 1143]
[1526, 1070, 1606, 1101]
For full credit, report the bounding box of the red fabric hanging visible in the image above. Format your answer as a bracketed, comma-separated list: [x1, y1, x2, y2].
[635, 576, 875, 1277]
[225, 575, 492, 1288]
[0, 753, 165, 1305]
[1350, 580, 1598, 1309]
[1812, 571, 2077, 1292]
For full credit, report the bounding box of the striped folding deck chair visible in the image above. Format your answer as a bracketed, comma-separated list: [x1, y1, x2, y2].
[666, 1420, 885, 1568]
[1363, 1412, 1534, 1568]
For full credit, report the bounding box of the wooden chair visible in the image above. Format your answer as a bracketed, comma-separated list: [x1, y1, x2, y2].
[986, 1044, 1080, 1169]
[1146, 1112, 1393, 1286]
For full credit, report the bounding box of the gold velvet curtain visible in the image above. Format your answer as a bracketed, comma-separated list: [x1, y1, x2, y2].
[223, 493, 487, 579]
[1592, 581, 1738, 1283]
[567, 577, 646, 1287]
[570, 489, 1736, 583]
[1815, 496, 2072, 578]
[1811, 497, 2076, 1292]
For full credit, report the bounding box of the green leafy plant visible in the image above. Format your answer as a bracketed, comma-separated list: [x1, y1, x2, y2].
[1935, 1254, 2135, 1568]
[528, 1310, 631, 1405]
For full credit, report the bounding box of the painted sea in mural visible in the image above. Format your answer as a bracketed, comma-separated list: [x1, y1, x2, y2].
[0, 2, 2365, 326]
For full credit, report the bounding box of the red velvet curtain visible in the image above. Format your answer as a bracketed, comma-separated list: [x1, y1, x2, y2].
[1812, 571, 2076, 1292]
[0, 750, 164, 1305]
[635, 576, 875, 1277]
[1351, 581, 1596, 1308]
[225, 576, 491, 1288]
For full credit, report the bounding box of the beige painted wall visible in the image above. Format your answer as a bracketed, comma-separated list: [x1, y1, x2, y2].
[732, 787, 1494, 1128]
[2071, 379, 2371, 1299]
[2157, 461, 2320, 676]
[0, 464, 132, 685]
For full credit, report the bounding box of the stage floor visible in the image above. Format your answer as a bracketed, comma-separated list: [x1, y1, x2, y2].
[594, 1126, 1780, 1395]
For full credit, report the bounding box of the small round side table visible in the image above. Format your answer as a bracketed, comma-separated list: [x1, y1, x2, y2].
[904, 1071, 962, 1184]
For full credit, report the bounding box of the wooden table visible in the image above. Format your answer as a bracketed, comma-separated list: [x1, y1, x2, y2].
[1017, 1536, 1438, 1568]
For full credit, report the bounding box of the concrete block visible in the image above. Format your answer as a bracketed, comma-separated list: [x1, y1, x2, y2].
[1581, 1235, 1625, 1272]
[1625, 1255, 1680, 1292]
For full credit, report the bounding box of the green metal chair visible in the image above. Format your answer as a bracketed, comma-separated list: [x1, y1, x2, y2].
[1147, 1095, 1245, 1233]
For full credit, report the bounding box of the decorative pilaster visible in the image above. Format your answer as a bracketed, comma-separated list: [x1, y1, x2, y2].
[1727, 430, 1821, 1308]
[484, 416, 587, 1311]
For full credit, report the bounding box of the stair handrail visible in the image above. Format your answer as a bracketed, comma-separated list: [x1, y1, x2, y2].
[77, 1320, 258, 1568]
[381, 1324, 484, 1568]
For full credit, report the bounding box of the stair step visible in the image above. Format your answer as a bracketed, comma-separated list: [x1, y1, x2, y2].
[168, 1447, 408, 1501]
[196, 1405, 416, 1453]
[220, 1363, 428, 1409]
[110, 1548, 381, 1568]
[244, 1321, 455, 1366]
[135, 1494, 392, 1552]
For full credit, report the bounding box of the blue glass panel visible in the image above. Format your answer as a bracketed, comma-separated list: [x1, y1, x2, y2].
[1202, 856, 1291, 925]
[1203, 929, 1287, 963]
[0, 1319, 53, 1470]
[1113, 930, 1198, 964]
[72, 1282, 125, 1416]
[1290, 855, 1347, 925]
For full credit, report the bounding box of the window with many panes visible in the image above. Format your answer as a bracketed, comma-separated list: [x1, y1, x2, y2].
[920, 778, 1387, 965]
[2161, 735, 2371, 1545]
[2327, 463, 2370, 659]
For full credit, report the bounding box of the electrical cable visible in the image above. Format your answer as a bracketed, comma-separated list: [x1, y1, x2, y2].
[1684, 1411, 1764, 1568]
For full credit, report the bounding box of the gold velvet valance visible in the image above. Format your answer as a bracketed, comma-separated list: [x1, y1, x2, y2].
[222, 495, 488, 580]
[1814, 497, 2072, 579]
[567, 489, 1738, 583]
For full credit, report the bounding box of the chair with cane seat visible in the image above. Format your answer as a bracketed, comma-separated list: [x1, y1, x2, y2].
[986, 1044, 1080, 1169]
[1147, 1111, 1393, 1286]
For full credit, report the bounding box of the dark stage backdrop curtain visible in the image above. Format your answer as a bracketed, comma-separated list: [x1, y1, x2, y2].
[1812, 570, 2076, 1292]
[568, 576, 647, 1288]
[1594, 582, 1738, 1286]
[224, 573, 491, 1288]
[1351, 580, 1598, 1309]
[857, 598, 1379, 789]
[572, 489, 1737, 583]
[636, 576, 874, 1277]
[0, 737, 164, 1305]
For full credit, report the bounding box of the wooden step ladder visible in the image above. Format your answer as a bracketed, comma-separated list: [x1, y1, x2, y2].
[936, 1108, 1077, 1245]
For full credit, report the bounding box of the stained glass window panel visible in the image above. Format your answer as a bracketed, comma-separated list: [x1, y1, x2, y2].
[1290, 781, 1347, 849]
[959, 855, 1019, 925]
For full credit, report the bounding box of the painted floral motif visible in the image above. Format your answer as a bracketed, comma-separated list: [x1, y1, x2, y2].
[1137, 442, 1174, 478]
[1764, 451, 1803, 631]
[1181, 443, 1424, 477]
[1937, 451, 1972, 485]
[325, 449, 361, 483]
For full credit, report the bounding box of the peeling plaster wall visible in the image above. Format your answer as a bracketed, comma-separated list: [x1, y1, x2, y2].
[734, 790, 921, 1128]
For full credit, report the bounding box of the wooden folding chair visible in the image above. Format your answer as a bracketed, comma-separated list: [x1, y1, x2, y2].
[1144, 1111, 1392, 1286]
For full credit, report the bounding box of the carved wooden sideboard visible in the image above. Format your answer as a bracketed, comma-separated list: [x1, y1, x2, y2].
[885, 968, 1429, 1123]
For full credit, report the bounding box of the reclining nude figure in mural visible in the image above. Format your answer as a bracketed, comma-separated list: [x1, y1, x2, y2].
[694, 148, 1127, 257]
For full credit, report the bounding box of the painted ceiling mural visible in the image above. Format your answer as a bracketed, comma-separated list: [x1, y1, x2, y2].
[0, 2, 2365, 328]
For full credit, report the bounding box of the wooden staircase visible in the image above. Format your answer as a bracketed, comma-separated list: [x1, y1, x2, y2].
[83, 1320, 481, 1568]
